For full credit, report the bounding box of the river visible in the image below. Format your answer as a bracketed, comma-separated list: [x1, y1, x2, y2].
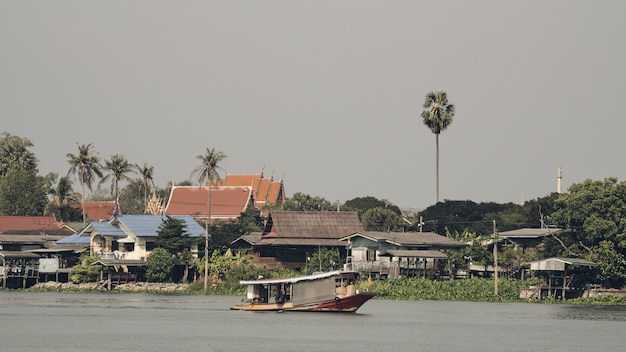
[1, 291, 625, 352]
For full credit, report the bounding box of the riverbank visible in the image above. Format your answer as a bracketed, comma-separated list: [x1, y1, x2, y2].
[28, 281, 194, 293]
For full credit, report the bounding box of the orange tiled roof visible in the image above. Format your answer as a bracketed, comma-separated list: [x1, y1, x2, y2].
[83, 201, 116, 221]
[216, 173, 285, 207]
[164, 186, 254, 221]
[0, 216, 62, 233]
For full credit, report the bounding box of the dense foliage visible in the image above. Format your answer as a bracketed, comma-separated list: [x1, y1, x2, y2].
[69, 254, 102, 283]
[361, 277, 541, 302]
[146, 247, 174, 282]
[550, 178, 626, 287]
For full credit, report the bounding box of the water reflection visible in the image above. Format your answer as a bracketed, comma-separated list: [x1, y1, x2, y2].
[1, 292, 625, 352]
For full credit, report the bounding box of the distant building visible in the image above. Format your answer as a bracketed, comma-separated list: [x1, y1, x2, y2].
[231, 211, 363, 269]
[216, 172, 286, 208]
[164, 186, 255, 223]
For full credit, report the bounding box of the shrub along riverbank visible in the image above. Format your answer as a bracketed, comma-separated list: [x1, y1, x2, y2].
[21, 276, 626, 305]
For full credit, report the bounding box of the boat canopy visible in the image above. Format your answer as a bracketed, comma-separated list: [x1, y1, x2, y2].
[240, 270, 354, 285]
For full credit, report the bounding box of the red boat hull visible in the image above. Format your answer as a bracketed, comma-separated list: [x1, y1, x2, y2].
[309, 292, 376, 312]
[232, 292, 375, 313]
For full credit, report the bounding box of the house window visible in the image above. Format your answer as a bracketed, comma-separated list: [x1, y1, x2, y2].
[146, 242, 156, 251]
[123, 243, 134, 252]
[366, 249, 376, 261]
[111, 241, 119, 251]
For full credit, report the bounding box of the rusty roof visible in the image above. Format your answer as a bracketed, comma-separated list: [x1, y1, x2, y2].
[164, 186, 253, 220]
[83, 201, 115, 221]
[0, 216, 63, 233]
[217, 173, 285, 206]
[264, 211, 362, 239]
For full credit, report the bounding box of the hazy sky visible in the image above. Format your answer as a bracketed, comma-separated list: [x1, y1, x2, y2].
[2, 1, 625, 210]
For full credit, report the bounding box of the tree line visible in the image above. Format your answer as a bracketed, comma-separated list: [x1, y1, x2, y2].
[2, 132, 626, 288]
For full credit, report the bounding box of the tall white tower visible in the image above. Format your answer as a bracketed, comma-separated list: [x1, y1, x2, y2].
[557, 167, 562, 194]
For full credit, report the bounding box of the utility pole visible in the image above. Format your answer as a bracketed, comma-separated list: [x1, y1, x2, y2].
[204, 184, 212, 291]
[493, 219, 498, 296]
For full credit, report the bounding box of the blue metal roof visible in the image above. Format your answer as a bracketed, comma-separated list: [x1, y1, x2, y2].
[90, 221, 127, 237]
[56, 233, 91, 244]
[115, 215, 205, 238]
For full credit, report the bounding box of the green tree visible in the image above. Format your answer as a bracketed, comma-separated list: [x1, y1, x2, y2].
[191, 147, 227, 290]
[307, 247, 341, 272]
[69, 254, 101, 283]
[155, 216, 196, 283]
[99, 154, 135, 215]
[156, 216, 193, 254]
[0, 132, 38, 177]
[119, 179, 148, 214]
[551, 178, 626, 286]
[146, 247, 174, 282]
[588, 240, 626, 288]
[66, 143, 103, 225]
[0, 167, 48, 215]
[239, 208, 264, 233]
[135, 162, 155, 213]
[421, 91, 455, 203]
[344, 196, 402, 218]
[361, 207, 403, 231]
[280, 192, 333, 211]
[45, 174, 82, 221]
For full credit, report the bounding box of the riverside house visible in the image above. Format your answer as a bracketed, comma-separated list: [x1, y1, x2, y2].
[231, 211, 363, 269]
[340, 231, 468, 279]
[75, 214, 205, 288]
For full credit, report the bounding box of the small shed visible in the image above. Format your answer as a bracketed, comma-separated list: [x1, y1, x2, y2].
[379, 249, 448, 279]
[527, 257, 598, 299]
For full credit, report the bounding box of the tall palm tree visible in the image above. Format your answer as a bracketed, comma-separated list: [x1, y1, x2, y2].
[67, 143, 103, 225]
[135, 162, 155, 213]
[191, 148, 227, 291]
[100, 154, 136, 216]
[422, 91, 455, 203]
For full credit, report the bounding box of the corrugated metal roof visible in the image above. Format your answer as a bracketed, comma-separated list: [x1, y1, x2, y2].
[0, 250, 41, 259]
[89, 222, 126, 237]
[240, 270, 348, 285]
[57, 233, 91, 244]
[529, 257, 598, 271]
[116, 215, 205, 237]
[345, 231, 467, 248]
[498, 227, 564, 239]
[380, 249, 448, 259]
[255, 237, 344, 247]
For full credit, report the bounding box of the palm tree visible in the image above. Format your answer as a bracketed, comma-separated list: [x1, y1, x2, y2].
[421, 91, 455, 203]
[67, 143, 103, 225]
[135, 162, 156, 213]
[46, 175, 80, 221]
[100, 154, 136, 215]
[191, 148, 227, 291]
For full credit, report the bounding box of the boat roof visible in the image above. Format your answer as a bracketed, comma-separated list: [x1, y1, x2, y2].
[240, 270, 356, 285]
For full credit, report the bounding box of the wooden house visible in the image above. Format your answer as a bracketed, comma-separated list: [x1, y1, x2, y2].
[0, 216, 76, 288]
[340, 231, 468, 279]
[498, 227, 565, 254]
[231, 211, 363, 269]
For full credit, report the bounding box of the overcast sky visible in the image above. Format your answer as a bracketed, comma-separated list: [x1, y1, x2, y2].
[2, 1, 625, 210]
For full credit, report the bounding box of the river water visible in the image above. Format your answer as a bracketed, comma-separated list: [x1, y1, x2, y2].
[1, 291, 625, 352]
